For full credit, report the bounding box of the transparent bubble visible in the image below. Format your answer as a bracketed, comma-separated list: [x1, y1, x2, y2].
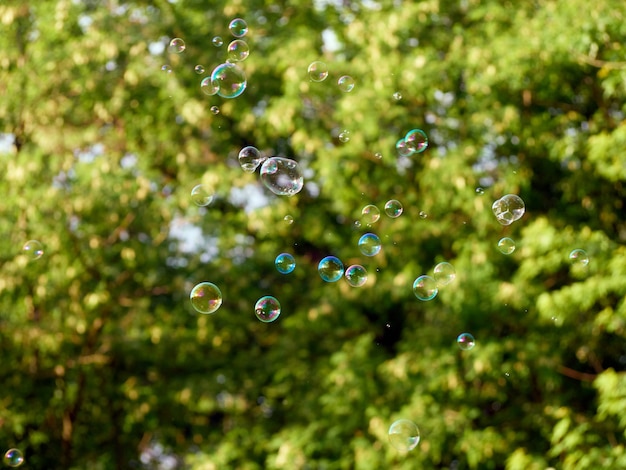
[161, 64, 172, 73]
[374, 152, 383, 159]
[388, 419, 420, 451]
[353, 220, 362, 230]
[227, 39, 250, 62]
[492, 194, 525, 225]
[260, 157, 304, 196]
[393, 92, 403, 101]
[358, 233, 382, 257]
[275, 253, 296, 274]
[23, 240, 44, 260]
[434, 262, 456, 286]
[419, 211, 428, 219]
[210, 106, 220, 115]
[238, 146, 264, 173]
[190, 184, 213, 206]
[318, 256, 344, 282]
[413, 275, 438, 301]
[361, 205, 380, 225]
[255, 296, 281, 323]
[405, 129, 428, 154]
[384, 199, 403, 218]
[396, 138, 413, 157]
[168, 38, 186, 53]
[475, 187, 485, 195]
[212, 36, 224, 47]
[338, 75, 355, 92]
[190, 282, 223, 314]
[3, 449, 24, 468]
[457, 333, 475, 350]
[569, 249, 589, 267]
[308, 61, 328, 82]
[194, 65, 205, 74]
[211, 63, 247, 99]
[497, 237, 516, 255]
[338, 130, 351, 143]
[345, 265, 368, 287]
[200, 76, 219, 96]
[229, 18, 248, 38]
[284, 215, 294, 224]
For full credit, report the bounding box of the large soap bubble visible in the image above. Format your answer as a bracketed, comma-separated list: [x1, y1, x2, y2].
[260, 157, 304, 196]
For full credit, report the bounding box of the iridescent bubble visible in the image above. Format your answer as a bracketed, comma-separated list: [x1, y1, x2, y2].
[308, 61, 328, 82]
[338, 75, 355, 92]
[260, 157, 304, 196]
[190, 282, 222, 314]
[229, 18, 248, 38]
[3, 449, 24, 468]
[338, 130, 351, 143]
[211, 63, 247, 99]
[168, 38, 186, 53]
[161, 64, 172, 73]
[255, 296, 281, 323]
[318, 256, 344, 282]
[284, 215, 294, 224]
[384, 199, 403, 218]
[392, 92, 403, 101]
[210, 106, 220, 115]
[227, 39, 250, 62]
[23, 240, 44, 260]
[388, 419, 420, 451]
[434, 262, 456, 286]
[492, 194, 525, 225]
[361, 205, 380, 225]
[191, 184, 213, 206]
[569, 249, 589, 267]
[200, 76, 219, 96]
[396, 138, 413, 157]
[212, 36, 224, 47]
[457, 332, 475, 350]
[238, 146, 264, 173]
[345, 265, 368, 287]
[275, 253, 296, 274]
[419, 211, 428, 219]
[358, 233, 382, 257]
[497, 237, 516, 255]
[413, 275, 438, 301]
[405, 129, 428, 154]
[194, 65, 205, 74]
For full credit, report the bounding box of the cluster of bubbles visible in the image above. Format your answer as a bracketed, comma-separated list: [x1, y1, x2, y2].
[3, 449, 24, 467]
[307, 61, 356, 94]
[491, 194, 525, 225]
[396, 129, 428, 157]
[413, 261, 456, 302]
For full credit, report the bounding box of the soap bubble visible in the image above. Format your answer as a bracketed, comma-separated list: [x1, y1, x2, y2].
[338, 130, 351, 143]
[210, 106, 220, 115]
[255, 296, 281, 322]
[275, 253, 296, 274]
[492, 194, 525, 225]
[358, 233, 382, 257]
[384, 200, 403, 218]
[434, 262, 456, 286]
[212, 36, 224, 47]
[190, 184, 213, 206]
[318, 256, 344, 282]
[284, 215, 294, 224]
[260, 157, 304, 196]
[200, 76, 219, 96]
[190, 282, 222, 314]
[229, 18, 248, 38]
[210, 63, 247, 99]
[419, 211, 428, 219]
[238, 146, 264, 172]
[168, 38, 185, 53]
[405, 129, 428, 154]
[308, 61, 328, 82]
[194, 65, 205, 74]
[345, 265, 368, 287]
[3, 449, 24, 467]
[396, 138, 412, 157]
[475, 187, 485, 195]
[361, 205, 380, 225]
[338, 75, 355, 92]
[23, 240, 44, 260]
[374, 152, 383, 159]
[392, 92, 403, 100]
[497, 237, 516, 255]
[388, 419, 420, 451]
[569, 249, 589, 267]
[161, 64, 172, 73]
[227, 40, 250, 62]
[413, 275, 438, 301]
[457, 332, 475, 350]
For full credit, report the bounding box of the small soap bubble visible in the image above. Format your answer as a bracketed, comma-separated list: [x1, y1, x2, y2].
[168, 38, 186, 53]
[492, 194, 525, 225]
[194, 64, 205, 74]
[227, 39, 250, 62]
[229, 18, 248, 38]
[238, 146, 264, 172]
[3, 449, 24, 467]
[392, 92, 403, 101]
[569, 249, 589, 267]
[457, 333, 475, 350]
[308, 61, 328, 82]
[191, 184, 213, 206]
[345, 265, 368, 287]
[384, 199, 403, 218]
[497, 237, 516, 255]
[361, 204, 380, 225]
[413, 275, 438, 301]
[212, 36, 224, 47]
[338, 75, 355, 92]
[23, 240, 44, 260]
[396, 138, 413, 157]
[353, 220, 362, 230]
[405, 129, 428, 154]
[475, 187, 485, 195]
[255, 296, 281, 322]
[210, 106, 220, 115]
[211, 62, 247, 99]
[161, 64, 172, 73]
[374, 152, 383, 159]
[200, 76, 219, 96]
[318, 256, 344, 282]
[388, 419, 420, 451]
[419, 211, 428, 219]
[358, 233, 382, 257]
[338, 130, 351, 143]
[284, 215, 294, 224]
[260, 157, 304, 196]
[275, 253, 296, 274]
[434, 262, 456, 286]
[190, 282, 223, 314]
